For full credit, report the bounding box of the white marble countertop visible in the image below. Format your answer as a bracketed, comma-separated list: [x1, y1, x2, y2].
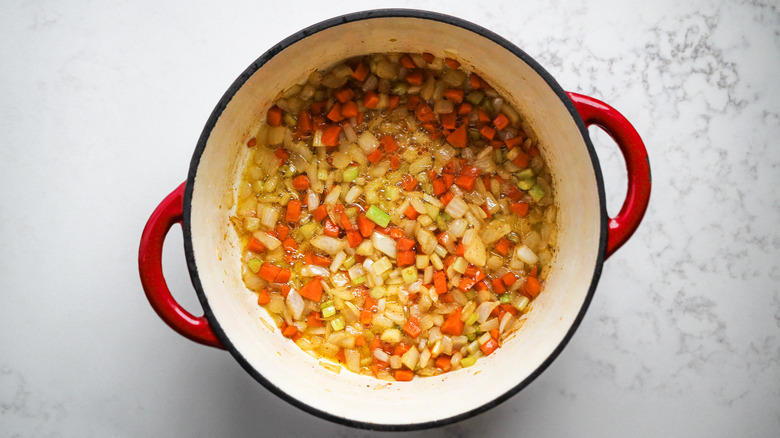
[1, 0, 777, 436]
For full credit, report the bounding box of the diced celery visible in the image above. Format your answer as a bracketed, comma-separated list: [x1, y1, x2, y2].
[467, 332, 476, 342]
[247, 258, 263, 273]
[321, 305, 336, 318]
[283, 113, 297, 127]
[366, 205, 391, 228]
[370, 286, 387, 299]
[342, 255, 356, 269]
[298, 222, 320, 240]
[343, 165, 359, 182]
[331, 316, 345, 331]
[317, 168, 328, 181]
[506, 232, 520, 244]
[517, 179, 534, 191]
[461, 356, 477, 367]
[465, 312, 479, 326]
[500, 293, 512, 304]
[352, 276, 367, 285]
[516, 168, 535, 180]
[440, 211, 452, 222]
[466, 91, 484, 105]
[401, 266, 419, 284]
[529, 184, 545, 202]
[425, 203, 439, 220]
[391, 82, 408, 95]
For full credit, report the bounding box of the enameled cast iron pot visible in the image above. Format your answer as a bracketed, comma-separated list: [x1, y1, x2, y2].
[139, 9, 651, 430]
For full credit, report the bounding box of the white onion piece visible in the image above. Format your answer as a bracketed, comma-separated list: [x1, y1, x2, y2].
[306, 190, 319, 211]
[416, 227, 437, 255]
[401, 346, 420, 370]
[462, 229, 487, 267]
[475, 301, 500, 323]
[499, 312, 514, 333]
[285, 289, 304, 319]
[330, 251, 347, 273]
[324, 185, 341, 205]
[254, 231, 281, 250]
[301, 264, 329, 277]
[310, 235, 346, 255]
[373, 349, 390, 363]
[357, 131, 379, 154]
[515, 245, 539, 265]
[371, 231, 397, 258]
[444, 196, 468, 219]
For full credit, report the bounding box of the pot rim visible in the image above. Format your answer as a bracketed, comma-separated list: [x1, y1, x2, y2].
[182, 8, 607, 431]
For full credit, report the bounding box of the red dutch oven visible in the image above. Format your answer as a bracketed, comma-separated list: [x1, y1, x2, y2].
[139, 9, 650, 430]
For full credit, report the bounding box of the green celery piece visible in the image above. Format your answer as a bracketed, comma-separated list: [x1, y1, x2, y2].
[515, 168, 535, 180]
[529, 184, 545, 202]
[247, 258, 263, 273]
[321, 305, 336, 318]
[500, 293, 512, 304]
[466, 91, 484, 105]
[331, 316, 345, 331]
[516, 179, 534, 191]
[465, 312, 479, 326]
[343, 166, 359, 182]
[366, 205, 391, 228]
[352, 276, 367, 285]
[461, 356, 477, 367]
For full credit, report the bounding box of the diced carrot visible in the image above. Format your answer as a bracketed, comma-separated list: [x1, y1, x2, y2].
[388, 227, 404, 240]
[480, 338, 499, 356]
[363, 90, 379, 109]
[298, 277, 323, 301]
[400, 54, 416, 69]
[397, 237, 416, 252]
[360, 309, 373, 326]
[335, 348, 346, 364]
[389, 155, 401, 169]
[246, 137, 257, 147]
[394, 370, 414, 382]
[341, 100, 359, 118]
[469, 73, 481, 90]
[422, 52, 435, 63]
[247, 237, 265, 253]
[321, 125, 342, 146]
[441, 307, 464, 336]
[274, 147, 289, 164]
[528, 145, 540, 157]
[394, 343, 411, 358]
[512, 150, 531, 168]
[440, 293, 455, 303]
[504, 136, 523, 150]
[257, 263, 281, 282]
[433, 270, 447, 295]
[357, 111, 364, 125]
[323, 219, 339, 237]
[457, 102, 473, 115]
[267, 106, 283, 126]
[351, 62, 369, 81]
[432, 178, 447, 196]
[296, 109, 312, 135]
[414, 102, 435, 123]
[356, 214, 376, 238]
[500, 303, 518, 316]
[309, 100, 326, 115]
[275, 268, 291, 283]
[464, 265, 485, 281]
[405, 69, 424, 86]
[492, 277, 507, 293]
[444, 57, 461, 69]
[501, 272, 517, 287]
[257, 289, 270, 305]
[355, 335, 366, 347]
[495, 238, 512, 256]
[453, 174, 476, 191]
[454, 243, 465, 256]
[404, 205, 419, 220]
[285, 200, 302, 222]
[506, 185, 523, 201]
[443, 173, 455, 188]
[458, 276, 477, 292]
[446, 124, 468, 148]
[460, 165, 479, 178]
[327, 102, 344, 122]
[444, 88, 464, 104]
[440, 191, 454, 206]
[407, 95, 420, 111]
[280, 285, 290, 298]
[367, 148, 383, 164]
[493, 113, 510, 130]
[440, 112, 457, 130]
[479, 125, 496, 140]
[402, 317, 422, 338]
[339, 212, 352, 231]
[389, 95, 400, 109]
[523, 276, 541, 298]
[435, 355, 452, 371]
[306, 311, 324, 327]
[401, 174, 418, 191]
[380, 135, 398, 152]
[333, 87, 354, 103]
[308, 253, 331, 267]
[282, 237, 298, 252]
[510, 202, 529, 218]
[530, 265, 538, 278]
[346, 230, 363, 248]
[397, 251, 416, 267]
[490, 329, 500, 340]
[477, 110, 491, 123]
[282, 324, 298, 338]
[475, 280, 489, 291]
[312, 205, 328, 222]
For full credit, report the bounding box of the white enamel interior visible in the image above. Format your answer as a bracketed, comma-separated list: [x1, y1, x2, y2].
[188, 16, 603, 426]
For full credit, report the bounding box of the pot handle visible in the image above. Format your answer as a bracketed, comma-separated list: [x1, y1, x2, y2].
[566, 92, 651, 258]
[138, 182, 224, 349]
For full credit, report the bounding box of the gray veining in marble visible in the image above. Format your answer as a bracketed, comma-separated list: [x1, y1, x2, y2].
[1, 0, 778, 436]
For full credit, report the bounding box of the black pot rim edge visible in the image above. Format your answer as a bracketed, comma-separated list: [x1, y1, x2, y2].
[182, 8, 607, 432]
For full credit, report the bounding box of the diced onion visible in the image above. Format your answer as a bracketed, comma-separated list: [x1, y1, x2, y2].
[302, 264, 329, 277]
[416, 228, 438, 255]
[330, 251, 347, 273]
[371, 231, 397, 258]
[357, 131, 379, 154]
[444, 196, 468, 219]
[515, 245, 539, 265]
[311, 235, 347, 255]
[253, 230, 281, 250]
[475, 301, 500, 323]
[286, 289, 304, 319]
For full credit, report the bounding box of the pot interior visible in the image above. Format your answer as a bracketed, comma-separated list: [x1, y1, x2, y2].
[186, 14, 604, 427]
